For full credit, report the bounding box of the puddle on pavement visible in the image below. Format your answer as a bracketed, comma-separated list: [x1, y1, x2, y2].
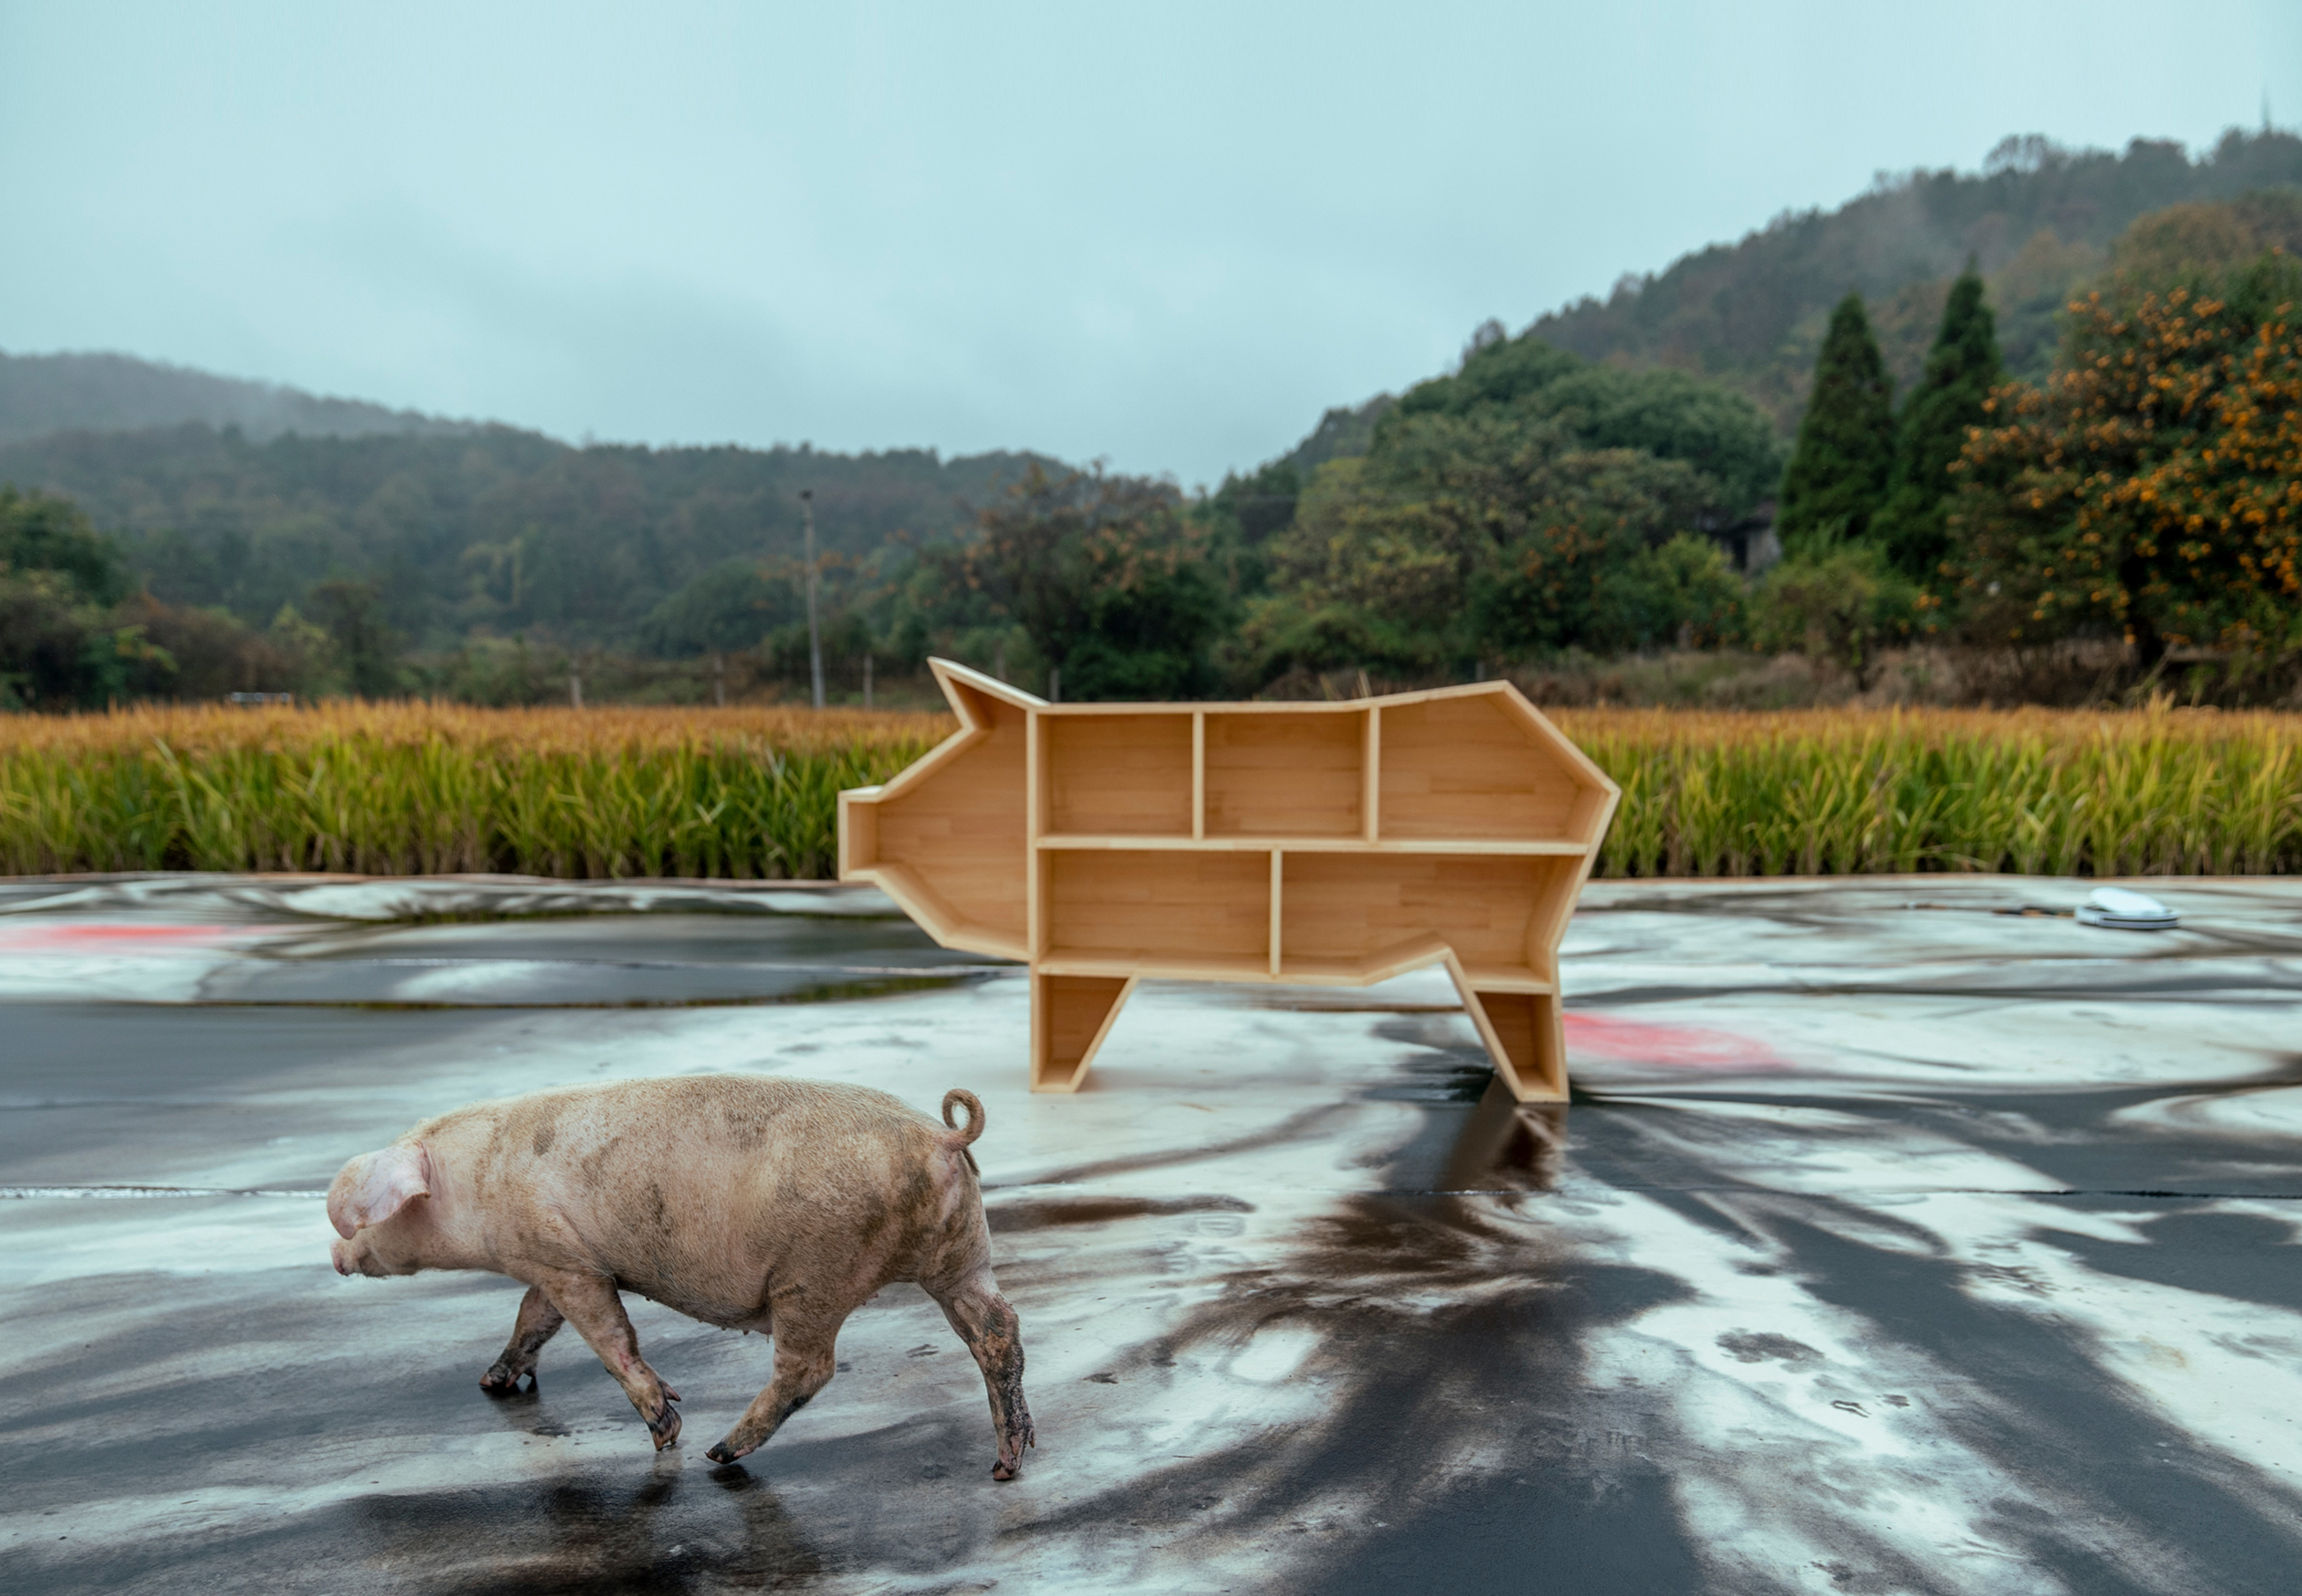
[193, 969, 988, 1011]
[3, 904, 1012, 1010]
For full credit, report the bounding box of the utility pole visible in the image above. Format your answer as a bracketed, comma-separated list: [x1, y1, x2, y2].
[800, 488, 824, 711]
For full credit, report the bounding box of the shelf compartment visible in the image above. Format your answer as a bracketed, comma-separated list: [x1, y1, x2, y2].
[1044, 711, 1194, 837]
[1281, 851, 1573, 975]
[1273, 939, 1554, 989]
[1030, 972, 1134, 1093]
[1457, 986, 1565, 1101]
[1378, 694, 1588, 842]
[1043, 848, 1271, 968]
[1204, 710, 1365, 837]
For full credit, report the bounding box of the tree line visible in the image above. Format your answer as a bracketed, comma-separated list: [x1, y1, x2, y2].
[896, 187, 2302, 705]
[1764, 187, 2302, 688]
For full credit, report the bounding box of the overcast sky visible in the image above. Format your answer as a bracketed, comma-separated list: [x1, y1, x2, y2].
[3, 3, 2295, 485]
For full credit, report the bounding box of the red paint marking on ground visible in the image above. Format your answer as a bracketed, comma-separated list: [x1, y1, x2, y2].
[1564, 1012, 1790, 1070]
[0, 923, 298, 953]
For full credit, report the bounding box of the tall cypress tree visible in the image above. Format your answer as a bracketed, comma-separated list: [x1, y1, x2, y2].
[1776, 294, 1895, 556]
[1875, 270, 2004, 581]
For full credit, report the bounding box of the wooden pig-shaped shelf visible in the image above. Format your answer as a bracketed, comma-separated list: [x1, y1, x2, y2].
[837, 660, 1619, 1100]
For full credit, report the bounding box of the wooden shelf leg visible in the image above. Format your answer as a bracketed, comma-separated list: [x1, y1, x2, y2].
[1029, 971, 1136, 1093]
[1445, 963, 1568, 1103]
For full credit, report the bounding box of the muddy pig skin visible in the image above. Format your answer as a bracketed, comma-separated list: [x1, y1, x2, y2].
[326, 1076, 1035, 1478]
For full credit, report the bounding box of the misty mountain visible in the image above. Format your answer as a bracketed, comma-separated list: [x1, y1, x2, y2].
[0, 350, 485, 447]
[0, 420, 1053, 650]
[1227, 127, 2302, 502]
[1525, 127, 2302, 430]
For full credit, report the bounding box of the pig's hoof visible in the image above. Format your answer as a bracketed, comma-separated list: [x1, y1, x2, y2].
[992, 1455, 1021, 1481]
[646, 1401, 682, 1450]
[479, 1366, 534, 1396]
[705, 1439, 748, 1465]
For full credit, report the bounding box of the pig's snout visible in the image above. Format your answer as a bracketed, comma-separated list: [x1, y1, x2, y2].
[331, 1233, 386, 1278]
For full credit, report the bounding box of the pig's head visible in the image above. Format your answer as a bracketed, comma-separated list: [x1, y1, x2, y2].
[327, 1141, 434, 1277]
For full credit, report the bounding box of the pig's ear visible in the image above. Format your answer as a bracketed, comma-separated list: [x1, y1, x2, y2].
[328, 1143, 432, 1239]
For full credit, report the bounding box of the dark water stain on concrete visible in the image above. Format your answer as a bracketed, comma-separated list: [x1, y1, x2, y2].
[1772, 1206, 2302, 1595]
[1578, 1048, 2302, 1198]
[0, 1269, 1016, 1595]
[1558, 1064, 2302, 1593]
[989, 1195, 1254, 1233]
[1006, 1187, 1705, 1594]
[0, 1004, 505, 1184]
[1006, 1102, 1357, 1190]
[1356, 1020, 1571, 1195]
[2032, 1209, 2302, 1313]
[354, 1469, 830, 1596]
[966, 1027, 1717, 1585]
[12, 1466, 837, 1596]
[1305, 1462, 1706, 1596]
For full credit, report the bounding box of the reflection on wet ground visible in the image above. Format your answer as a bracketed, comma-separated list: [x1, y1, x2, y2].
[0, 877, 1003, 1010]
[3, 872, 2301, 1593]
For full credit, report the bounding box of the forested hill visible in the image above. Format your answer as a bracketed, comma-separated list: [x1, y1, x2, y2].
[1525, 127, 2302, 431]
[0, 421, 1052, 649]
[0, 350, 483, 447]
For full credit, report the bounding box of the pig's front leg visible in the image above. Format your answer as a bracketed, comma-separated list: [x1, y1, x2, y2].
[532, 1269, 684, 1449]
[480, 1285, 564, 1394]
[930, 1270, 1036, 1481]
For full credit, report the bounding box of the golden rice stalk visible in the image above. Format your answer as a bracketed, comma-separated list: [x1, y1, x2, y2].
[4, 701, 2296, 880]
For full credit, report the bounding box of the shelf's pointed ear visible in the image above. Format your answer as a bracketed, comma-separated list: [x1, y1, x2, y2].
[929, 658, 1046, 728]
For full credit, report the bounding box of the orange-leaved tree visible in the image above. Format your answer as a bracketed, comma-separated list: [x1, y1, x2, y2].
[1945, 254, 2301, 664]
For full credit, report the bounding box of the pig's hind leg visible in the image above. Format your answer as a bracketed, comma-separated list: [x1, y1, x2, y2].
[480, 1285, 564, 1394]
[533, 1270, 684, 1450]
[929, 1269, 1036, 1480]
[703, 1305, 839, 1465]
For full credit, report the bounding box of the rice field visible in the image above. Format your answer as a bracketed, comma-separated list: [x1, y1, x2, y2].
[1, 700, 2297, 881]
[1569, 707, 2302, 878]
[0, 703, 947, 881]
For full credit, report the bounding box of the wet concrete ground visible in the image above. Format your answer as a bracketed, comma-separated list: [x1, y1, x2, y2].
[2, 872, 2300, 1594]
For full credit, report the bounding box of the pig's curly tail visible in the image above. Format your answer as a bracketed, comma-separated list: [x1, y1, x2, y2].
[941, 1088, 986, 1146]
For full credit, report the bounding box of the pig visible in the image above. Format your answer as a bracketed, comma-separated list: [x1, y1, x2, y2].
[326, 1076, 1036, 1478]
